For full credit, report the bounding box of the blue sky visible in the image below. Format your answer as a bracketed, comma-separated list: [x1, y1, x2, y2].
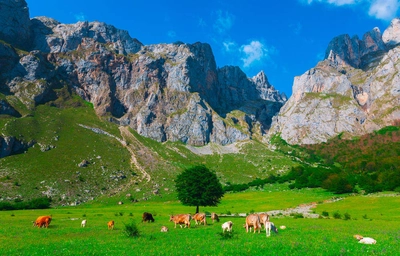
[28, 0, 400, 96]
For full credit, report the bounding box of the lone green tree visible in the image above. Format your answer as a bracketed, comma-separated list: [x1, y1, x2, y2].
[175, 165, 224, 213]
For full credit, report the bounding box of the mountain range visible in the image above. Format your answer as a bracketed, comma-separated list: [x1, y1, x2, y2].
[1, 0, 399, 204]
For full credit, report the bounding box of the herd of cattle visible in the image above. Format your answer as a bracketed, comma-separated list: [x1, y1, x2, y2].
[33, 212, 279, 238]
[32, 213, 377, 243]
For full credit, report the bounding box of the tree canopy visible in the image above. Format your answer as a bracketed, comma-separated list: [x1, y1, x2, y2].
[175, 165, 224, 213]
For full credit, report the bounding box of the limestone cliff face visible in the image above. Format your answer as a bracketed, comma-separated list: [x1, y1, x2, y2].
[269, 19, 400, 144]
[0, 0, 31, 49]
[0, 0, 285, 147]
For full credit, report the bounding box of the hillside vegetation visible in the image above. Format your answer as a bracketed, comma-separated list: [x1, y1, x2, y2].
[0, 92, 299, 206]
[302, 126, 400, 193]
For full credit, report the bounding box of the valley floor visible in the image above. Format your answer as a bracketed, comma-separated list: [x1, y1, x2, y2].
[1, 188, 399, 255]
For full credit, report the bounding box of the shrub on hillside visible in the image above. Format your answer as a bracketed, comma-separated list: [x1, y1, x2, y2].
[343, 212, 351, 220]
[0, 197, 51, 211]
[123, 220, 140, 238]
[333, 212, 341, 219]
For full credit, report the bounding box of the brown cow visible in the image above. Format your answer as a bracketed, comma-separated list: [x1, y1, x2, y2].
[258, 213, 270, 230]
[211, 212, 220, 223]
[33, 216, 52, 228]
[108, 220, 115, 230]
[193, 213, 206, 226]
[142, 212, 155, 223]
[245, 214, 261, 233]
[169, 214, 191, 228]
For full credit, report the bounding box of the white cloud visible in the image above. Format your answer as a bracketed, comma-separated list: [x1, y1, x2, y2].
[214, 10, 235, 34]
[326, 0, 357, 5]
[74, 12, 87, 21]
[223, 40, 237, 52]
[302, 0, 357, 5]
[368, 0, 400, 20]
[240, 41, 270, 68]
[300, 0, 400, 20]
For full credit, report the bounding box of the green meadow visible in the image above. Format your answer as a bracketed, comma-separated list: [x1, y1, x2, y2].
[1, 187, 399, 256]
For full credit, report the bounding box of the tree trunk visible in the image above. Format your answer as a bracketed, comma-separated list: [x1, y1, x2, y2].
[196, 205, 199, 213]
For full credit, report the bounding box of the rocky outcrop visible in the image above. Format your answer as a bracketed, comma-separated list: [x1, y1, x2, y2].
[269, 20, 400, 144]
[30, 17, 143, 54]
[0, 0, 285, 147]
[324, 27, 386, 69]
[0, 0, 31, 49]
[382, 18, 400, 47]
[0, 136, 32, 157]
[0, 99, 20, 117]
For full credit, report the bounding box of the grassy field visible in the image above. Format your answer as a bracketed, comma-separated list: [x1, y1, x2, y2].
[1, 188, 399, 255]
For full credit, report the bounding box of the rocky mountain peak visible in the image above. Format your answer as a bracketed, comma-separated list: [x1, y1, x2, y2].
[269, 18, 400, 145]
[0, 0, 31, 49]
[324, 26, 387, 69]
[382, 18, 400, 47]
[30, 17, 143, 54]
[252, 70, 271, 88]
[0, 0, 286, 147]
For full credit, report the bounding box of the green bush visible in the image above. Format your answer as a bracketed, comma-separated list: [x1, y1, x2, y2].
[343, 212, 351, 220]
[333, 212, 341, 219]
[322, 211, 329, 217]
[123, 220, 140, 238]
[0, 197, 51, 211]
[291, 213, 304, 219]
[218, 230, 237, 240]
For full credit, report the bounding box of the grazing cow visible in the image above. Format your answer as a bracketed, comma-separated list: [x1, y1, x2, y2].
[192, 213, 206, 226]
[160, 226, 169, 232]
[258, 213, 270, 230]
[359, 238, 377, 245]
[107, 220, 115, 230]
[169, 214, 191, 228]
[142, 212, 155, 223]
[211, 212, 220, 223]
[245, 214, 261, 233]
[81, 219, 87, 228]
[265, 221, 278, 237]
[222, 221, 233, 233]
[354, 235, 377, 244]
[33, 216, 52, 228]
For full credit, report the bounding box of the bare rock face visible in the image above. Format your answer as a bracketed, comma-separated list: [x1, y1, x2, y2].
[0, 1, 285, 147]
[30, 17, 143, 54]
[0, 136, 32, 158]
[269, 20, 400, 144]
[324, 28, 386, 69]
[0, 0, 31, 49]
[0, 99, 20, 117]
[382, 18, 400, 47]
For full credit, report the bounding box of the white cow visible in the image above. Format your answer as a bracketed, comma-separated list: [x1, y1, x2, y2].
[81, 219, 87, 228]
[354, 235, 376, 244]
[222, 221, 233, 233]
[359, 238, 377, 244]
[265, 221, 278, 237]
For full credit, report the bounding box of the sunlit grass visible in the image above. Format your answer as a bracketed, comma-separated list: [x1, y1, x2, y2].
[1, 189, 399, 255]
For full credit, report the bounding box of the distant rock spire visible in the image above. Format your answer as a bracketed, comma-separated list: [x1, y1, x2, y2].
[382, 18, 400, 47]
